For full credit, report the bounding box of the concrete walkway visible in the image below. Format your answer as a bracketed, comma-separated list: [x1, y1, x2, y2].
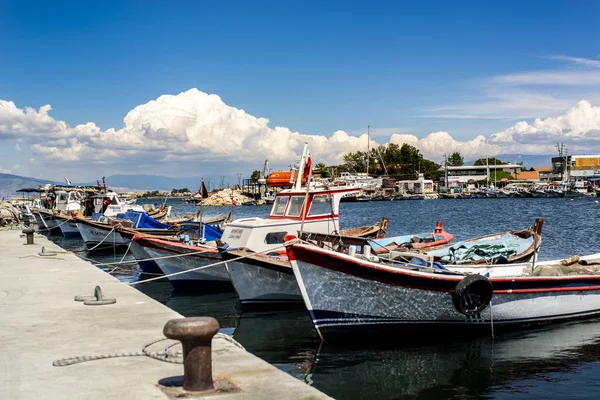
[0, 229, 330, 399]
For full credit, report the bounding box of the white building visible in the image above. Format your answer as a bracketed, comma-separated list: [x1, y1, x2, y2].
[438, 164, 523, 185]
[397, 173, 434, 194]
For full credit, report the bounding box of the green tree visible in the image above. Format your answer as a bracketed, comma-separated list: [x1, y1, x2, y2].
[314, 163, 331, 178]
[447, 152, 464, 166]
[342, 151, 368, 173]
[474, 157, 507, 166]
[250, 170, 261, 182]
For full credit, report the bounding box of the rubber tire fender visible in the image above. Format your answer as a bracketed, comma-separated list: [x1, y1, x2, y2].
[452, 274, 493, 316]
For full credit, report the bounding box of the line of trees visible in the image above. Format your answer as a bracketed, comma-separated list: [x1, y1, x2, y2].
[332, 143, 442, 181]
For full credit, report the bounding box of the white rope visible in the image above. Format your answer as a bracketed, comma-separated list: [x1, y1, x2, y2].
[35, 215, 72, 232]
[87, 224, 120, 251]
[128, 241, 296, 286]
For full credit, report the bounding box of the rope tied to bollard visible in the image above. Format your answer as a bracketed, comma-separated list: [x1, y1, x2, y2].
[52, 333, 243, 367]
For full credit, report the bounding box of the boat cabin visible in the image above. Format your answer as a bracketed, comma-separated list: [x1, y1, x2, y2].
[92, 191, 146, 216]
[54, 190, 83, 212]
[222, 186, 359, 253]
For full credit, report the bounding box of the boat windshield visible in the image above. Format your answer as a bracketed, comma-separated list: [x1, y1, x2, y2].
[271, 196, 289, 216]
[308, 194, 332, 216]
[285, 196, 305, 217]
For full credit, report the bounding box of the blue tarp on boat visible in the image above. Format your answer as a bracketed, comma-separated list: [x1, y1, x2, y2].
[200, 223, 223, 241]
[119, 211, 173, 230]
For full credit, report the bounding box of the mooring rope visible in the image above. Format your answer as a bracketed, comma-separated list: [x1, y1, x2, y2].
[87, 224, 121, 251]
[35, 215, 73, 232]
[128, 241, 296, 286]
[52, 333, 244, 367]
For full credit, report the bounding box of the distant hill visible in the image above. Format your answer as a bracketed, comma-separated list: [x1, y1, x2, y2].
[464, 154, 554, 169]
[86, 174, 235, 192]
[0, 173, 55, 200]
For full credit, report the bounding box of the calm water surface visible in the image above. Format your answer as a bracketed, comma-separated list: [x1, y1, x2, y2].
[48, 197, 600, 399]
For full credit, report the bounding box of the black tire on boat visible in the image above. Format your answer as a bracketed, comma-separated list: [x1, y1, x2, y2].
[452, 274, 493, 316]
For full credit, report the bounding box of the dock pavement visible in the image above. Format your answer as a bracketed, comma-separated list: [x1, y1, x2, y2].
[0, 228, 330, 399]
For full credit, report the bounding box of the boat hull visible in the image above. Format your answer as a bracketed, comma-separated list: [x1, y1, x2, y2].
[57, 218, 81, 237]
[129, 240, 162, 274]
[289, 244, 600, 338]
[32, 212, 48, 230]
[39, 212, 62, 233]
[76, 222, 128, 249]
[223, 251, 302, 306]
[139, 241, 230, 290]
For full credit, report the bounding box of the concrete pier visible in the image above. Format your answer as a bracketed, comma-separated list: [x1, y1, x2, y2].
[0, 229, 330, 399]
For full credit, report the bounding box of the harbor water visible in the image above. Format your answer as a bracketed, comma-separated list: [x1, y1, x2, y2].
[48, 197, 600, 399]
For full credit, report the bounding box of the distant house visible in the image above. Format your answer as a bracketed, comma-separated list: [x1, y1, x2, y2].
[530, 166, 556, 182]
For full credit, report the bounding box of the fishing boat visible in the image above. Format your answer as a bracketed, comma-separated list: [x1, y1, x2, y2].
[131, 223, 227, 289]
[221, 221, 452, 307]
[75, 211, 189, 250]
[286, 226, 600, 339]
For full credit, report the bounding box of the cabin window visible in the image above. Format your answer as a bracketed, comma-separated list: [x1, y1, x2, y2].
[285, 196, 305, 217]
[264, 232, 287, 244]
[58, 193, 67, 202]
[308, 194, 332, 216]
[271, 196, 289, 216]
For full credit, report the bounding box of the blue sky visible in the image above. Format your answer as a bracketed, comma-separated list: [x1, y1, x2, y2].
[1, 1, 600, 181]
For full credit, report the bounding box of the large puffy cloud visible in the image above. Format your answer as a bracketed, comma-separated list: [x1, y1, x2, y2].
[489, 100, 600, 154]
[0, 89, 398, 165]
[389, 132, 500, 160]
[2, 89, 600, 172]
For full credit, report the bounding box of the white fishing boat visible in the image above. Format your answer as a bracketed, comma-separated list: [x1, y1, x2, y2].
[133, 235, 229, 290]
[286, 239, 600, 339]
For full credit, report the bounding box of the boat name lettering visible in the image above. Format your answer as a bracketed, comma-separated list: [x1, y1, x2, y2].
[228, 229, 244, 239]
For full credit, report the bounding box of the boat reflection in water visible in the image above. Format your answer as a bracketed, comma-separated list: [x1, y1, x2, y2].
[308, 319, 600, 399]
[233, 310, 320, 379]
[135, 279, 241, 328]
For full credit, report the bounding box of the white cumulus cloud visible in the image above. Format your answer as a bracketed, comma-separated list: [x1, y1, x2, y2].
[489, 100, 600, 154]
[2, 89, 600, 176]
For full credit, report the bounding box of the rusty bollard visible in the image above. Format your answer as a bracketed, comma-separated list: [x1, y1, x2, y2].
[22, 227, 35, 245]
[163, 317, 220, 392]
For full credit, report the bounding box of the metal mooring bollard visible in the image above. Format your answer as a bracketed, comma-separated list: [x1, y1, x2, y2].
[163, 317, 220, 392]
[22, 227, 35, 245]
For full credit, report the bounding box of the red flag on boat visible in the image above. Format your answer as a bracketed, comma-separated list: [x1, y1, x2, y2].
[303, 151, 312, 180]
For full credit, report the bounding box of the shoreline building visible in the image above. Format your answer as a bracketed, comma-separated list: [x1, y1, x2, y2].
[438, 164, 523, 188]
[555, 155, 600, 181]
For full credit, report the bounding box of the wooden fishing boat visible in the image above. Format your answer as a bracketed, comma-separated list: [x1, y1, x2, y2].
[132, 235, 229, 289]
[423, 219, 543, 265]
[222, 220, 453, 307]
[285, 236, 600, 339]
[338, 217, 388, 239]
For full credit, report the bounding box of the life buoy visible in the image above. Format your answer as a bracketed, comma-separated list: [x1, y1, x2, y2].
[452, 274, 493, 316]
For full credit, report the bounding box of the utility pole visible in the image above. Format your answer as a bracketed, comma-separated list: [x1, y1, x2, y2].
[444, 153, 449, 192]
[556, 143, 565, 182]
[236, 173, 242, 189]
[486, 155, 490, 187]
[366, 125, 371, 176]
